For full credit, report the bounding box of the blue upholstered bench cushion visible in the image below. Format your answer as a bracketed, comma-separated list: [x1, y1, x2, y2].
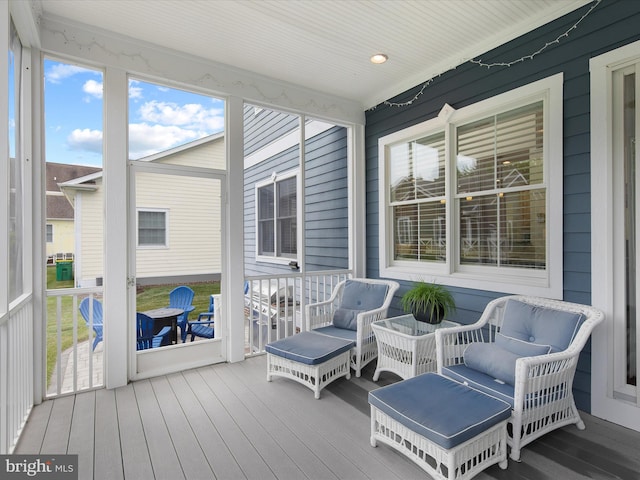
[265, 331, 354, 366]
[368, 373, 511, 449]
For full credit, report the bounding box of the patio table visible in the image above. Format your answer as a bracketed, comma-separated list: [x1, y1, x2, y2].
[372, 314, 458, 380]
[143, 307, 184, 345]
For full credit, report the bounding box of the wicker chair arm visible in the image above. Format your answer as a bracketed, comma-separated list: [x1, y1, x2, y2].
[435, 324, 486, 371]
[355, 306, 390, 340]
[306, 301, 336, 330]
[512, 350, 581, 413]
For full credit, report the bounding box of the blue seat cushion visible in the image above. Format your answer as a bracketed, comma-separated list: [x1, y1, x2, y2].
[443, 364, 567, 409]
[332, 280, 389, 330]
[265, 331, 354, 365]
[442, 365, 515, 407]
[313, 325, 358, 343]
[501, 300, 584, 353]
[368, 373, 511, 449]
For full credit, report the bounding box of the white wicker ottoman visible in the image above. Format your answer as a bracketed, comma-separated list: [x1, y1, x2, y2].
[266, 331, 354, 399]
[369, 373, 510, 480]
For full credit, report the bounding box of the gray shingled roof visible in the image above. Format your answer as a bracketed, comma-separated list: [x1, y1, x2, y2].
[46, 162, 102, 219]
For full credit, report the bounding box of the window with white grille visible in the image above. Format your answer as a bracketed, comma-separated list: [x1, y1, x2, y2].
[379, 74, 563, 297]
[138, 209, 167, 247]
[256, 171, 298, 261]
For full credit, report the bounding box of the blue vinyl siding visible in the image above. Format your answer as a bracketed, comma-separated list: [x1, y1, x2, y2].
[243, 106, 298, 156]
[304, 127, 349, 271]
[244, 125, 348, 275]
[365, 0, 640, 412]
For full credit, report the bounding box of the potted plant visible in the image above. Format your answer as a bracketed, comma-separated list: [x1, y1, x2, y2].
[400, 281, 456, 324]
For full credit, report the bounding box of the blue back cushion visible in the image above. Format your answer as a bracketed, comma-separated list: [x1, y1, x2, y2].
[332, 280, 388, 330]
[500, 299, 584, 353]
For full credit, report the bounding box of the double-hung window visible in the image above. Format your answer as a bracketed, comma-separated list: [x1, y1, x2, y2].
[256, 171, 298, 261]
[379, 74, 563, 297]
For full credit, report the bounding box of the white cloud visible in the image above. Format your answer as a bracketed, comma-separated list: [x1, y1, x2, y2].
[137, 100, 224, 132]
[46, 64, 94, 84]
[83, 79, 103, 99]
[67, 129, 103, 153]
[128, 123, 201, 159]
[129, 83, 143, 99]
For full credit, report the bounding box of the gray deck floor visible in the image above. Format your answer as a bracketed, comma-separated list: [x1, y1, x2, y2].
[16, 355, 640, 480]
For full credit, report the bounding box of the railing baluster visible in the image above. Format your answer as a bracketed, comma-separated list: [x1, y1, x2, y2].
[55, 297, 62, 396]
[72, 295, 78, 393]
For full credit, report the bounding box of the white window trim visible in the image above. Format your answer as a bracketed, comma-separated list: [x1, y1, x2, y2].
[255, 169, 300, 265]
[137, 208, 169, 249]
[46, 223, 53, 243]
[378, 73, 563, 298]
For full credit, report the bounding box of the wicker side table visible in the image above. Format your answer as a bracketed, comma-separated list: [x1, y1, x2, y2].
[372, 315, 459, 380]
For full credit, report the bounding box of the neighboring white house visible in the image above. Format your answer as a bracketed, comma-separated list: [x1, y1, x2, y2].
[60, 133, 225, 287]
[45, 162, 101, 263]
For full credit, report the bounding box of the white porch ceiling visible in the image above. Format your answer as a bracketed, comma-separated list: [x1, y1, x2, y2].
[35, 0, 593, 109]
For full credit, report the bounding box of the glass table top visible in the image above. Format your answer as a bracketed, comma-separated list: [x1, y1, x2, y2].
[373, 314, 458, 336]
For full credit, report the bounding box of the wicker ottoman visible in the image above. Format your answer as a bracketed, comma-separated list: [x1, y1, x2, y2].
[369, 373, 510, 480]
[266, 331, 354, 399]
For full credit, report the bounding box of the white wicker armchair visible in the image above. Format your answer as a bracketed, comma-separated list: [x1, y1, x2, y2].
[306, 278, 399, 377]
[435, 295, 603, 462]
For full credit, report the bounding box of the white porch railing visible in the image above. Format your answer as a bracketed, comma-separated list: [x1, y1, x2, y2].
[45, 287, 105, 398]
[245, 270, 352, 355]
[1, 295, 33, 454]
[42, 272, 352, 397]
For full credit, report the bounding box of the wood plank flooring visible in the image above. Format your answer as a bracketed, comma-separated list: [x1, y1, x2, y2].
[15, 355, 640, 480]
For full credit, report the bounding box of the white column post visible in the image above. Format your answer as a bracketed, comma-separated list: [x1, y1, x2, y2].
[103, 67, 129, 388]
[226, 96, 246, 362]
[349, 124, 367, 277]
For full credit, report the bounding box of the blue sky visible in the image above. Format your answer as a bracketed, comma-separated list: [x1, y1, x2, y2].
[44, 59, 225, 166]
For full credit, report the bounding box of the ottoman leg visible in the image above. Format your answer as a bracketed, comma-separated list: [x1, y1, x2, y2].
[266, 354, 272, 382]
[370, 409, 378, 447]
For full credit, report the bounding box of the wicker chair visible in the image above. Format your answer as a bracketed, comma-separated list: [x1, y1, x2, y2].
[435, 295, 604, 462]
[306, 278, 399, 377]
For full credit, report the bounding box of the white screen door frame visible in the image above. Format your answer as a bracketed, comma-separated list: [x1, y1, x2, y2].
[128, 160, 227, 380]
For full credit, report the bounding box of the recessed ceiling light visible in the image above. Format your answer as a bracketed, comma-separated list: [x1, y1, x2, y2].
[370, 53, 388, 64]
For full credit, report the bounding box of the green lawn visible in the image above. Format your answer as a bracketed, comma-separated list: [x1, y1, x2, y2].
[46, 265, 220, 388]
